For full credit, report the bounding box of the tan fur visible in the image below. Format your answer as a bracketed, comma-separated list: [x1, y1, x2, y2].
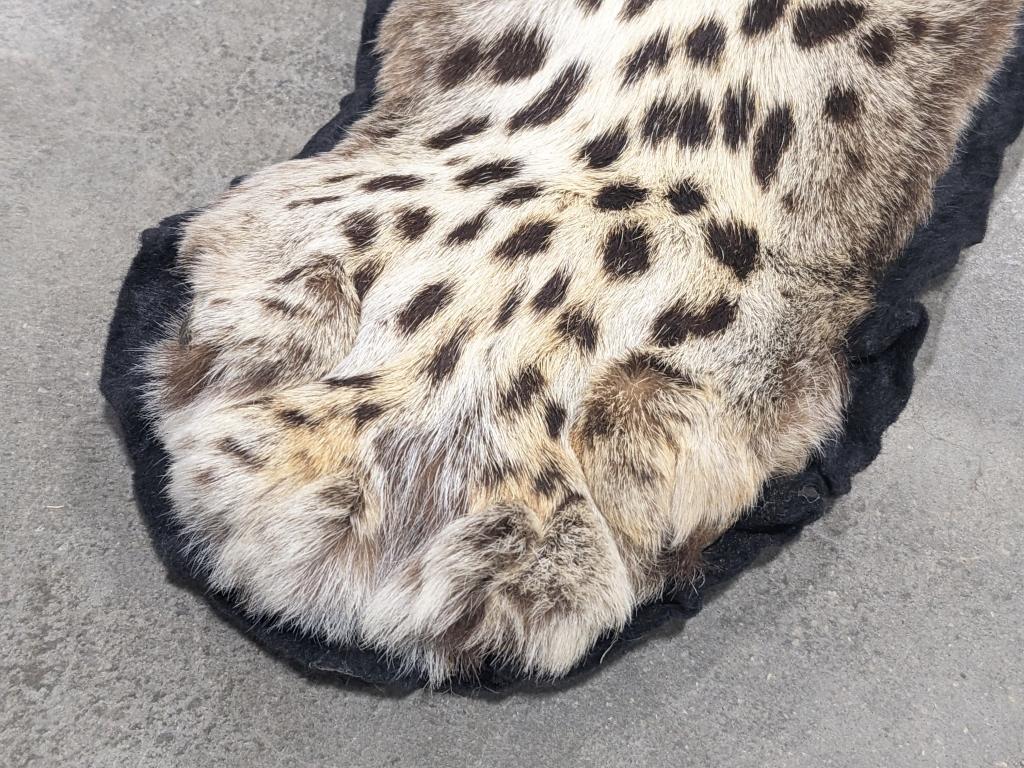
[145, 0, 1020, 683]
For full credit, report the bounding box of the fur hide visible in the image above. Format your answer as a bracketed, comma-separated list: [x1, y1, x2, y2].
[102, 0, 1024, 688]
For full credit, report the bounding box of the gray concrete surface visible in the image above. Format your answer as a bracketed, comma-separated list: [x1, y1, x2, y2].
[2, 2, 1022, 766]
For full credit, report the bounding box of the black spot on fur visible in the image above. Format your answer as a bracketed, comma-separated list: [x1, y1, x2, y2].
[544, 401, 568, 438]
[508, 62, 589, 131]
[396, 206, 434, 240]
[643, 96, 714, 147]
[494, 220, 557, 261]
[753, 105, 795, 189]
[494, 287, 524, 329]
[595, 183, 648, 211]
[666, 179, 707, 215]
[707, 220, 760, 279]
[497, 184, 543, 206]
[577, 402, 614, 445]
[480, 459, 519, 490]
[352, 261, 383, 301]
[445, 212, 489, 245]
[325, 372, 380, 389]
[501, 365, 545, 415]
[353, 402, 386, 430]
[906, 14, 929, 42]
[287, 195, 342, 209]
[193, 468, 217, 488]
[426, 326, 470, 384]
[578, 0, 602, 12]
[279, 256, 344, 301]
[621, 31, 671, 84]
[722, 80, 757, 149]
[533, 466, 567, 498]
[792, 1, 866, 48]
[686, 19, 727, 66]
[621, 0, 656, 20]
[323, 173, 358, 184]
[366, 122, 401, 142]
[580, 123, 629, 168]
[859, 26, 897, 67]
[397, 282, 455, 334]
[426, 117, 490, 150]
[741, 0, 789, 36]
[259, 297, 302, 317]
[278, 408, 313, 428]
[845, 148, 866, 173]
[490, 26, 549, 83]
[362, 175, 424, 192]
[652, 296, 738, 347]
[438, 39, 486, 88]
[343, 211, 380, 250]
[603, 224, 651, 279]
[824, 86, 861, 123]
[558, 307, 598, 352]
[455, 159, 523, 188]
[532, 271, 571, 312]
[365, 121, 400, 141]
[217, 437, 265, 469]
[642, 97, 682, 145]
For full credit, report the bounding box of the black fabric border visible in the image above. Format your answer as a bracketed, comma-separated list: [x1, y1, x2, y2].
[100, 2, 1024, 691]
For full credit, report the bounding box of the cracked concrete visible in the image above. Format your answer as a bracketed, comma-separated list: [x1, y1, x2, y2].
[1, 2, 1022, 766]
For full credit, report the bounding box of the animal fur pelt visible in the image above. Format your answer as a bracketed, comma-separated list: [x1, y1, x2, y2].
[102, 0, 1024, 688]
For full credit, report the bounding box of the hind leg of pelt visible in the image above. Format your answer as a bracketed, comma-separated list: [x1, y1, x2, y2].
[158, 379, 386, 638]
[360, 495, 634, 684]
[571, 345, 849, 600]
[160, 376, 636, 684]
[147, 162, 365, 412]
[570, 350, 795, 600]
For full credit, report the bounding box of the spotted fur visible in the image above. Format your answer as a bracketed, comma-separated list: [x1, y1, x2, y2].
[145, 0, 1020, 684]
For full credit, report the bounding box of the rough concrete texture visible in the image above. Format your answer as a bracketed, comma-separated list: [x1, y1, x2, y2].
[1, 2, 1022, 766]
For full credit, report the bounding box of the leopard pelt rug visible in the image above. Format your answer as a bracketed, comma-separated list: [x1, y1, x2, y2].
[145, 0, 1021, 683]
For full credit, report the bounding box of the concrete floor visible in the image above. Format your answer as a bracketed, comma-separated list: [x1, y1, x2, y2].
[2, 2, 1022, 766]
